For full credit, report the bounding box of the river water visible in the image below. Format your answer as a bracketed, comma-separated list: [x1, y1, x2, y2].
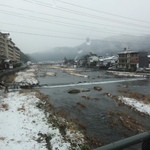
[37, 67, 150, 145]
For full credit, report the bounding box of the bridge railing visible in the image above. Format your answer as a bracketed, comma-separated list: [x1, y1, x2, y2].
[94, 131, 150, 150]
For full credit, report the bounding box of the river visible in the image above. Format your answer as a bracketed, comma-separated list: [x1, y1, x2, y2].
[37, 66, 150, 146]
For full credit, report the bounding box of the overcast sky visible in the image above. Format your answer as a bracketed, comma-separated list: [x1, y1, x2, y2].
[0, 0, 150, 53]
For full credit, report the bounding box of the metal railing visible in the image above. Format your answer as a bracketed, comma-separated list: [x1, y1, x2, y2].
[94, 131, 150, 150]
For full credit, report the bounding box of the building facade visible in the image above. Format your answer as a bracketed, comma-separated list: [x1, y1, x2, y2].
[99, 56, 118, 68]
[0, 33, 8, 60]
[0, 32, 21, 62]
[118, 48, 148, 71]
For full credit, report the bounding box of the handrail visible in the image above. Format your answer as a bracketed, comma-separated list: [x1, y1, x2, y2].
[94, 131, 150, 150]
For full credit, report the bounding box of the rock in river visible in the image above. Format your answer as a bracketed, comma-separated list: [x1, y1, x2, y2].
[68, 89, 81, 94]
[93, 86, 102, 91]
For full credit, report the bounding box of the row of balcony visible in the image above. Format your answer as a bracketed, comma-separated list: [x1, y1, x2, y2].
[0, 32, 21, 62]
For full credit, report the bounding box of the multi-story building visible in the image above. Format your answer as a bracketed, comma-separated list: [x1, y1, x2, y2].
[14, 46, 21, 62]
[0, 32, 20, 62]
[0, 33, 8, 60]
[118, 48, 148, 71]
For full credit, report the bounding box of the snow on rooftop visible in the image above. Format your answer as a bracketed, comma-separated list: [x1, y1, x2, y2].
[99, 56, 117, 61]
[0, 92, 84, 150]
[118, 50, 138, 54]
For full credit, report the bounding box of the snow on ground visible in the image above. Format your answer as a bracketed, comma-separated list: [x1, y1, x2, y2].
[0, 91, 84, 150]
[17, 72, 36, 77]
[118, 96, 150, 115]
[45, 72, 56, 76]
[68, 71, 88, 78]
[107, 71, 147, 77]
[26, 69, 37, 72]
[61, 68, 76, 71]
[15, 69, 38, 86]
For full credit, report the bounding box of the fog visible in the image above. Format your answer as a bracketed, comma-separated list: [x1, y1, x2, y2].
[0, 0, 150, 53]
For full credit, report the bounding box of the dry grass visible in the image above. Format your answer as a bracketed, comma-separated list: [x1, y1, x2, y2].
[108, 111, 145, 133]
[119, 90, 150, 104]
[0, 104, 9, 111]
[0, 137, 5, 141]
[76, 102, 86, 108]
[2, 74, 18, 83]
[17, 105, 25, 111]
[19, 90, 30, 94]
[85, 137, 103, 149]
[35, 91, 49, 102]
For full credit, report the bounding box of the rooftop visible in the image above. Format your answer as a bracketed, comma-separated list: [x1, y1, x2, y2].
[118, 50, 138, 54]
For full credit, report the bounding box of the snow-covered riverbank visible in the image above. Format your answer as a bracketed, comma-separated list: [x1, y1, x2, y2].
[118, 96, 150, 115]
[15, 67, 39, 86]
[0, 91, 86, 150]
[0, 65, 87, 150]
[107, 71, 148, 78]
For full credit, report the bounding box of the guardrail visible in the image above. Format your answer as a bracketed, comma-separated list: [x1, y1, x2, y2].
[94, 131, 150, 150]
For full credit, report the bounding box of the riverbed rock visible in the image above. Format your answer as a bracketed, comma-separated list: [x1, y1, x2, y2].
[68, 89, 81, 94]
[81, 89, 90, 92]
[93, 86, 102, 91]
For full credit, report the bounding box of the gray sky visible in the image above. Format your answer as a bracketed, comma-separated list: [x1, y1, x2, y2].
[0, 0, 150, 53]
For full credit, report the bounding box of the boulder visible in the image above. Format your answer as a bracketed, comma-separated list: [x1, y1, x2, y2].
[93, 86, 102, 91]
[68, 89, 81, 94]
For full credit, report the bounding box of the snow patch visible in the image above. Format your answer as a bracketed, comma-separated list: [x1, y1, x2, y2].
[108, 71, 147, 77]
[0, 92, 80, 150]
[45, 72, 56, 76]
[118, 96, 150, 115]
[15, 70, 38, 86]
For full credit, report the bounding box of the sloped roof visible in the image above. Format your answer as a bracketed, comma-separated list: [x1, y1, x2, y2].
[118, 50, 138, 54]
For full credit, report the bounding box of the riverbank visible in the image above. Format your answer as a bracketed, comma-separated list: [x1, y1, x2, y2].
[0, 65, 91, 150]
[107, 70, 150, 78]
[1, 64, 150, 149]
[0, 65, 27, 79]
[0, 91, 88, 150]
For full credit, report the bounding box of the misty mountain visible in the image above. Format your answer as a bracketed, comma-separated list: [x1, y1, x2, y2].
[29, 35, 150, 62]
[20, 52, 34, 63]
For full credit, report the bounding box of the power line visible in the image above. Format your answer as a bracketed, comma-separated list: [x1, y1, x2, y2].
[1, 29, 150, 45]
[0, 9, 138, 35]
[0, 21, 105, 39]
[0, 29, 84, 40]
[55, 0, 150, 24]
[0, 5, 150, 36]
[0, 3, 149, 34]
[22, 0, 150, 29]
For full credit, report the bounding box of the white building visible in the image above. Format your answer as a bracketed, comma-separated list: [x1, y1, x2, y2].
[99, 56, 118, 68]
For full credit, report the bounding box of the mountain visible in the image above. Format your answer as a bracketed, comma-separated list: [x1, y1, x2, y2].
[20, 52, 35, 63]
[29, 34, 150, 62]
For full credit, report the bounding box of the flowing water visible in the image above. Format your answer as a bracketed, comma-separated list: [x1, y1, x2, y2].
[37, 67, 150, 145]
